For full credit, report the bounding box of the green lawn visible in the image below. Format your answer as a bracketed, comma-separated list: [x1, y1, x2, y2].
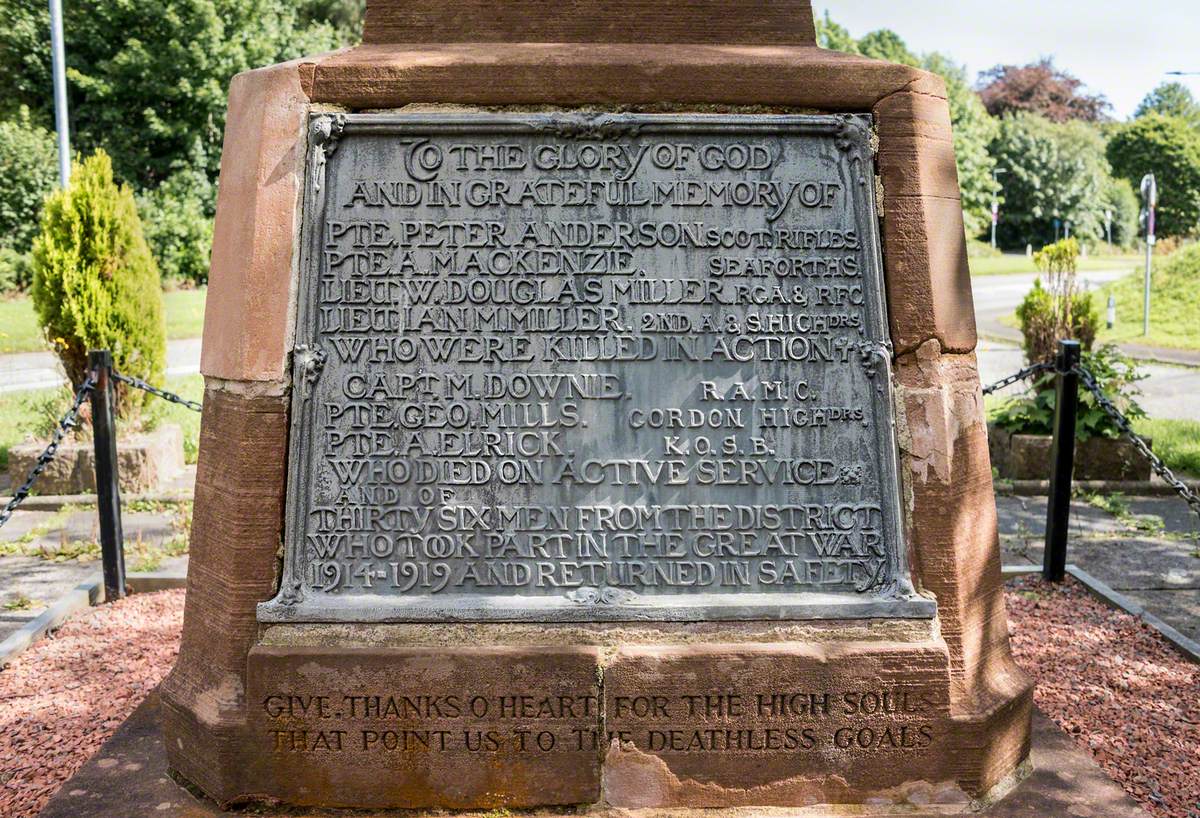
[0, 287, 207, 354]
[969, 254, 1140, 277]
[0, 374, 203, 477]
[1097, 263, 1200, 351]
[1132, 418, 1200, 478]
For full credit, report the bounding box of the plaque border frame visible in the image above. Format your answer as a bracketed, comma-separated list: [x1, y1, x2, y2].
[258, 112, 936, 623]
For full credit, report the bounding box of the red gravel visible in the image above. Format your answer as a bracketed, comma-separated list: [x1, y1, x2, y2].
[1, 582, 1197, 818]
[0, 590, 184, 818]
[1007, 576, 1200, 818]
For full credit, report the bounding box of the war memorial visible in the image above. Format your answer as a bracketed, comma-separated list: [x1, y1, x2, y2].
[54, 0, 1086, 813]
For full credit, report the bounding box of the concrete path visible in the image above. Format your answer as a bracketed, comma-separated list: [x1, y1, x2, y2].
[0, 338, 202, 394]
[972, 267, 1200, 368]
[0, 504, 189, 642]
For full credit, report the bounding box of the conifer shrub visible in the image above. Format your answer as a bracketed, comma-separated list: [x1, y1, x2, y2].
[31, 150, 166, 419]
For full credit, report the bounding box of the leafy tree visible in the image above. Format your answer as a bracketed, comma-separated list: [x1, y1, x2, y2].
[856, 29, 919, 66]
[811, 17, 1000, 238]
[923, 53, 1000, 237]
[0, 107, 59, 255]
[990, 112, 1115, 247]
[978, 58, 1110, 123]
[1107, 113, 1200, 238]
[1135, 82, 1200, 127]
[1101, 176, 1140, 247]
[31, 150, 165, 417]
[137, 162, 215, 285]
[0, 0, 346, 191]
[814, 12, 859, 53]
[0, 1, 360, 289]
[299, 0, 364, 44]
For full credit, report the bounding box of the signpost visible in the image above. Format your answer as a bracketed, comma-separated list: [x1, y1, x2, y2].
[1141, 173, 1157, 336]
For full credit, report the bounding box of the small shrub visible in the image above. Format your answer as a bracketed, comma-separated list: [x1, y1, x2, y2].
[1017, 239, 1099, 364]
[31, 150, 166, 419]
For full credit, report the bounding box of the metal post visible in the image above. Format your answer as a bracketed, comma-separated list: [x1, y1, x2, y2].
[89, 350, 125, 601]
[1043, 340, 1080, 583]
[1141, 173, 1157, 337]
[48, 0, 71, 188]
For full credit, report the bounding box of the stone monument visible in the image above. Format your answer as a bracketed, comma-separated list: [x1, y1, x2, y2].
[160, 1, 1033, 810]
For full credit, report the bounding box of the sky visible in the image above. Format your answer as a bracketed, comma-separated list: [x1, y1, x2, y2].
[818, 1, 1200, 119]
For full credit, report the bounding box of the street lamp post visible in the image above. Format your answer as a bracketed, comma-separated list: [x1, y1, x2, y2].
[49, 0, 70, 188]
[990, 168, 1006, 250]
[1140, 173, 1157, 337]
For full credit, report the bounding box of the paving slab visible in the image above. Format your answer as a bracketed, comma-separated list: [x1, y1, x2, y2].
[995, 495, 1125, 537]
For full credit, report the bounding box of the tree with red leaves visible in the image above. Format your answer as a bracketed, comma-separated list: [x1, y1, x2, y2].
[978, 58, 1111, 123]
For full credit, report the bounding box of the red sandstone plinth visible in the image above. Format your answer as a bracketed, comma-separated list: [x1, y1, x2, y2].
[160, 0, 1032, 809]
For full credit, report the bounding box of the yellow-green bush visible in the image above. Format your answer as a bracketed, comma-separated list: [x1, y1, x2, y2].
[1017, 238, 1099, 364]
[31, 151, 165, 418]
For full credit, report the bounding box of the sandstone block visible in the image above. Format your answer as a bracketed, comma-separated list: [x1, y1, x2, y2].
[883, 195, 977, 355]
[242, 645, 603, 808]
[5, 423, 183, 495]
[602, 642, 960, 809]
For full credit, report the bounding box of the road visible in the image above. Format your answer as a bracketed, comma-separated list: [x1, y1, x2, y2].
[0, 272, 1196, 421]
[0, 338, 201, 395]
[971, 266, 1200, 421]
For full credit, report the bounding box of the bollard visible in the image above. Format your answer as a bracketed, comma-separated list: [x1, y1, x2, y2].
[1043, 340, 1081, 582]
[89, 350, 126, 602]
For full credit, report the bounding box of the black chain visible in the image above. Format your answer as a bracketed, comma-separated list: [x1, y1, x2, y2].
[981, 361, 1054, 396]
[1073, 363, 1200, 527]
[112, 371, 203, 412]
[0, 377, 95, 530]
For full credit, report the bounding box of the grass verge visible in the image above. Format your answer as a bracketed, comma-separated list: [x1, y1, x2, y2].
[1098, 248, 1200, 351]
[970, 254, 1139, 277]
[0, 287, 206, 354]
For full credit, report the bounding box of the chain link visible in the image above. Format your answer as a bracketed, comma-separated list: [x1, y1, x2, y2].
[0, 377, 95, 530]
[981, 361, 1055, 396]
[112, 371, 203, 412]
[1073, 363, 1200, 526]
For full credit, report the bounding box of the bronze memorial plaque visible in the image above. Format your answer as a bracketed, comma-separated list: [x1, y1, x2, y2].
[258, 113, 933, 623]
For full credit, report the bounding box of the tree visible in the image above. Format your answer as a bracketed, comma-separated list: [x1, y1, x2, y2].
[811, 16, 1001, 238]
[814, 12, 859, 53]
[989, 113, 1114, 248]
[923, 53, 1000, 237]
[31, 151, 166, 417]
[856, 29, 919, 66]
[1107, 113, 1200, 238]
[1135, 82, 1200, 128]
[1101, 176, 1140, 247]
[0, 107, 59, 255]
[978, 58, 1110, 123]
[0, 0, 348, 191]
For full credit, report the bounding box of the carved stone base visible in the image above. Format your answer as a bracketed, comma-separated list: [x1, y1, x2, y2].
[162, 623, 1032, 810]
